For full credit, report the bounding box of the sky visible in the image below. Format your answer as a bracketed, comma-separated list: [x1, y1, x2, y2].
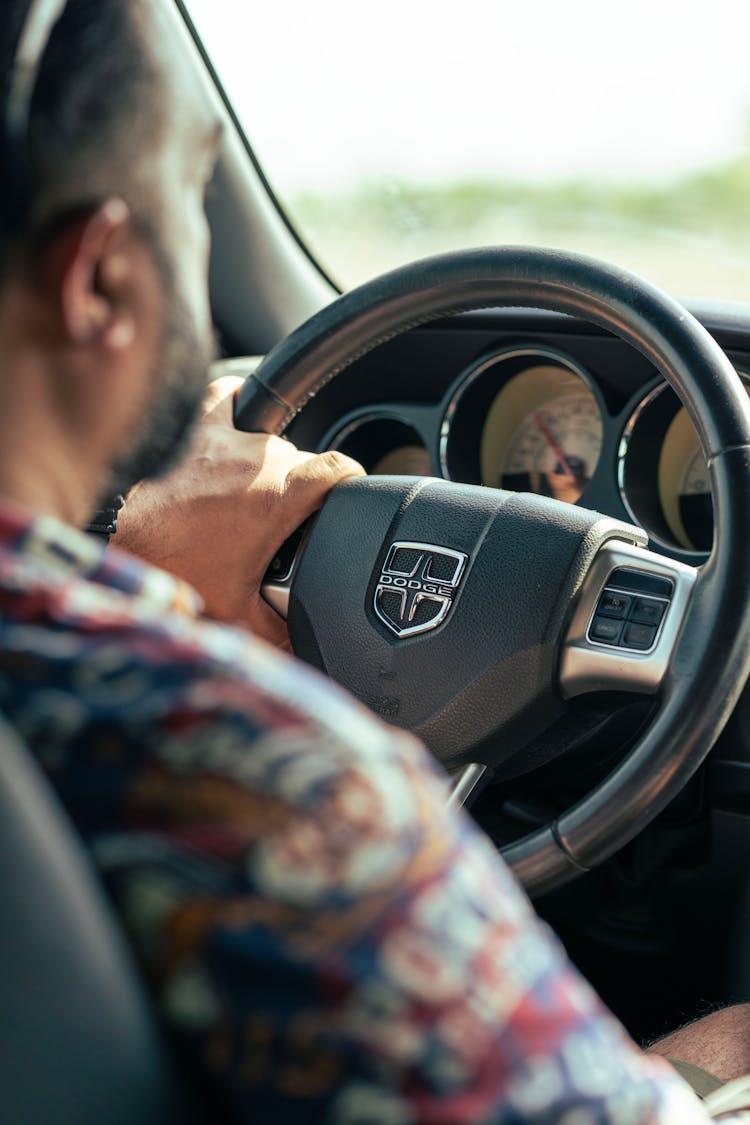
[187, 0, 750, 193]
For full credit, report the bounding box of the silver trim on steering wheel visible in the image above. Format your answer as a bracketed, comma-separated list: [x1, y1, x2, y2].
[448, 762, 488, 807]
[560, 540, 698, 698]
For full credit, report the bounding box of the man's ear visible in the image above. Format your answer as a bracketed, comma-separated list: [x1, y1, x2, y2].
[42, 197, 137, 351]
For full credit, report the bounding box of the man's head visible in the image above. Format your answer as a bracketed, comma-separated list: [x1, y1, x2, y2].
[0, 0, 222, 521]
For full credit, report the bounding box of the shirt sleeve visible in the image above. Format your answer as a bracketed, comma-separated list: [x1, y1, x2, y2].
[51, 624, 712, 1125]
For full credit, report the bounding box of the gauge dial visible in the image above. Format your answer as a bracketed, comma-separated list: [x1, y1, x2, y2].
[501, 395, 602, 503]
[622, 371, 750, 555]
[481, 361, 603, 504]
[677, 448, 713, 552]
[371, 444, 432, 476]
[657, 382, 750, 553]
[328, 416, 429, 477]
[681, 449, 710, 496]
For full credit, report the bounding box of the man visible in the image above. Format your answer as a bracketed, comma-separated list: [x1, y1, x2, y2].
[0, 1, 747, 1120]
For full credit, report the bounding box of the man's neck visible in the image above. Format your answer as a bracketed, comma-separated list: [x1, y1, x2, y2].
[0, 353, 105, 529]
[0, 457, 95, 529]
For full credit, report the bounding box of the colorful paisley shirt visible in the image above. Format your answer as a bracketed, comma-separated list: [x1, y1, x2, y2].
[0, 502, 719, 1123]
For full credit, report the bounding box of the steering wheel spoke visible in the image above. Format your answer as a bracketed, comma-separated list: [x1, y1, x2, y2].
[448, 762, 490, 807]
[560, 541, 698, 699]
[261, 519, 315, 618]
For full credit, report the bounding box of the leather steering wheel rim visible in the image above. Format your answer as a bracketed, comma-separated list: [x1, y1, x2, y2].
[236, 246, 750, 896]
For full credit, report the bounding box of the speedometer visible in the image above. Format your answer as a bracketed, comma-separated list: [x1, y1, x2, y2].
[500, 394, 603, 504]
[480, 358, 603, 504]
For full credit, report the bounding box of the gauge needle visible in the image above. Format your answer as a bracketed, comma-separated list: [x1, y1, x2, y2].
[533, 412, 577, 482]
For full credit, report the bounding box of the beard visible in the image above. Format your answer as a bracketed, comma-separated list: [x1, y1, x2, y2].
[102, 286, 216, 500]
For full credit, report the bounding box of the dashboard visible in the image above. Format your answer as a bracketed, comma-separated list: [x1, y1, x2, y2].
[284, 302, 750, 567]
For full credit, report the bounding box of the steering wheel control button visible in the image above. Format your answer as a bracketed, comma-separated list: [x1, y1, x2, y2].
[374, 541, 468, 638]
[586, 565, 676, 652]
[630, 597, 666, 626]
[261, 517, 319, 619]
[597, 590, 631, 619]
[608, 568, 674, 598]
[590, 616, 623, 643]
[588, 582, 669, 651]
[265, 520, 311, 583]
[623, 622, 658, 650]
[562, 539, 699, 699]
[586, 561, 676, 653]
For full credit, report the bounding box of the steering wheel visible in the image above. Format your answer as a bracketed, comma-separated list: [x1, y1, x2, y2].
[234, 247, 750, 897]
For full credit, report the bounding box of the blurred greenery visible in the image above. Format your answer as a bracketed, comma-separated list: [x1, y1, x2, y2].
[298, 156, 750, 230]
[288, 150, 750, 297]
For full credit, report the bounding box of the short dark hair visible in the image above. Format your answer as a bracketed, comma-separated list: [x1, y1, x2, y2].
[1, 0, 166, 260]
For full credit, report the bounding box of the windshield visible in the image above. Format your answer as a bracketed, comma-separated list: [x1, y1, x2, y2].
[188, 1, 750, 301]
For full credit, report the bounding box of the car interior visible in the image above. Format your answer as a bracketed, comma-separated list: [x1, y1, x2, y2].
[6, 0, 750, 1120]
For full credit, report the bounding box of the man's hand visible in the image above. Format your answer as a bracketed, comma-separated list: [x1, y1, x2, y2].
[112, 376, 364, 649]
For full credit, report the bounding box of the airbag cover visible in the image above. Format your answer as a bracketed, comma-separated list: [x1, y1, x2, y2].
[289, 476, 644, 769]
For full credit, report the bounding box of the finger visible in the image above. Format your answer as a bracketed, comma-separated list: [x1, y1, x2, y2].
[201, 374, 247, 423]
[277, 450, 365, 538]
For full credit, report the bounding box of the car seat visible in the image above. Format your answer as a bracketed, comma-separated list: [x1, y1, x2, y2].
[0, 717, 210, 1125]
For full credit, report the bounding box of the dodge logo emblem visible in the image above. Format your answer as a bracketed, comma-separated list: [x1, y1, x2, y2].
[374, 542, 468, 638]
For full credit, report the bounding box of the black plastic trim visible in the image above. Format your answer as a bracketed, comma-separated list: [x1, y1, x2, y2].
[174, 0, 340, 295]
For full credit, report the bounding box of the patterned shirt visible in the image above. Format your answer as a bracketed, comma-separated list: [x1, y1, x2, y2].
[0, 502, 716, 1123]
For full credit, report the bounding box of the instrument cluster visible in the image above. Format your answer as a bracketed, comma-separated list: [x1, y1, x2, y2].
[323, 342, 749, 562]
